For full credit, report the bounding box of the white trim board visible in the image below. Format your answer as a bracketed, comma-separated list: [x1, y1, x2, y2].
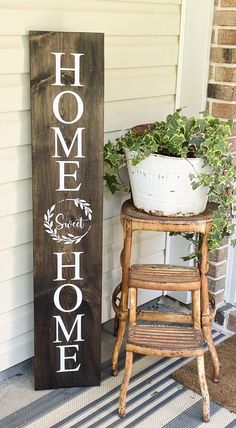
[225, 246, 236, 305]
[167, 0, 214, 304]
[175, 0, 214, 115]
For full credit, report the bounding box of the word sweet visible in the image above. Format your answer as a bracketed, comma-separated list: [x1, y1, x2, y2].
[55, 213, 87, 231]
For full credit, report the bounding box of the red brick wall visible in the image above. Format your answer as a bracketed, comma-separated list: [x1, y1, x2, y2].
[206, 0, 236, 306]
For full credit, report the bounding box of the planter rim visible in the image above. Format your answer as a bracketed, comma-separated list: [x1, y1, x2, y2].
[125, 148, 203, 163]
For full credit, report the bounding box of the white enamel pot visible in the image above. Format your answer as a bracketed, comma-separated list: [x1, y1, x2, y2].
[125, 149, 209, 216]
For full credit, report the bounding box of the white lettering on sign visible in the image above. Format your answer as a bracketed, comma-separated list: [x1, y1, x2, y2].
[52, 127, 85, 158]
[55, 213, 87, 231]
[45, 51, 90, 373]
[54, 283, 83, 313]
[51, 52, 84, 87]
[44, 199, 92, 245]
[56, 161, 81, 191]
[53, 91, 84, 124]
[56, 345, 81, 372]
[53, 315, 84, 343]
[54, 252, 84, 281]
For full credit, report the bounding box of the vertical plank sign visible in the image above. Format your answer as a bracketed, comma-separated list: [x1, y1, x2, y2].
[30, 31, 104, 389]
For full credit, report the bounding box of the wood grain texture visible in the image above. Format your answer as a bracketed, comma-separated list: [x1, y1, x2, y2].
[121, 199, 218, 230]
[136, 310, 193, 324]
[129, 264, 201, 290]
[30, 31, 104, 389]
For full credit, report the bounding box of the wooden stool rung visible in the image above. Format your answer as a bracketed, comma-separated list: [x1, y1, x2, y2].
[127, 325, 204, 357]
[136, 310, 193, 324]
[129, 264, 200, 291]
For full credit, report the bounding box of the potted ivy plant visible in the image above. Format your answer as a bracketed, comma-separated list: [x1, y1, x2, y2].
[104, 110, 236, 257]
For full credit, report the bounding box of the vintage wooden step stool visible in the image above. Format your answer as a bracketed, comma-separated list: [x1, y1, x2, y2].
[112, 199, 220, 422]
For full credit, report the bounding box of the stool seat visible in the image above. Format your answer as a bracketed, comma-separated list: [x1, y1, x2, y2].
[127, 324, 204, 357]
[129, 264, 201, 291]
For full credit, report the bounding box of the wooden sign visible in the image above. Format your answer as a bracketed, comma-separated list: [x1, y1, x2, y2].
[30, 31, 104, 390]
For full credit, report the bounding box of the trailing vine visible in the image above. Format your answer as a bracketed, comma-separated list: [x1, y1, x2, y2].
[104, 110, 236, 260]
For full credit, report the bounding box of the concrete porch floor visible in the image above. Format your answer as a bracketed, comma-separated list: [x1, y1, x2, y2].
[0, 324, 117, 421]
[0, 296, 234, 427]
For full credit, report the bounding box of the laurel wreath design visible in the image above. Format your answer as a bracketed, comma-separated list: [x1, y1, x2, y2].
[43, 198, 92, 245]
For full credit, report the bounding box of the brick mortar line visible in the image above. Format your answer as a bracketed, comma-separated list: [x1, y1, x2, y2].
[210, 82, 236, 87]
[215, 7, 236, 11]
[204, 113, 236, 124]
[211, 43, 236, 48]
[214, 117, 236, 122]
[213, 27, 219, 45]
[208, 80, 236, 86]
[210, 62, 236, 68]
[208, 274, 226, 280]
[211, 244, 229, 250]
[209, 259, 228, 266]
[207, 100, 213, 115]
[212, 26, 236, 30]
[210, 289, 225, 295]
[207, 97, 236, 105]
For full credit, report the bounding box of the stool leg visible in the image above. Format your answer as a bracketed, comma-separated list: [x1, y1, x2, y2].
[203, 324, 220, 383]
[112, 219, 132, 376]
[192, 289, 201, 329]
[200, 225, 220, 384]
[112, 320, 126, 376]
[197, 355, 210, 422]
[118, 351, 133, 417]
[113, 314, 119, 337]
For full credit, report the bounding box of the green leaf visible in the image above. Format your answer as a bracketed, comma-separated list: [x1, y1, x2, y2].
[181, 251, 199, 262]
[103, 109, 236, 261]
[103, 173, 121, 194]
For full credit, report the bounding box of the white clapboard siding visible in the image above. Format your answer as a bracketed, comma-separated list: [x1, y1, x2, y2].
[0, 180, 32, 217]
[103, 234, 166, 274]
[0, 8, 180, 36]
[0, 331, 33, 372]
[0, 69, 175, 113]
[0, 0, 181, 371]
[106, 36, 178, 69]
[0, 273, 33, 314]
[0, 208, 166, 252]
[0, 95, 175, 151]
[0, 74, 29, 113]
[103, 192, 129, 221]
[0, 145, 31, 184]
[0, 211, 32, 250]
[106, 67, 176, 102]
[103, 215, 166, 248]
[0, 36, 28, 75]
[0, 181, 123, 219]
[0, 35, 178, 75]
[105, 95, 175, 132]
[1, 243, 33, 283]
[0, 0, 181, 11]
[0, 224, 165, 313]
[0, 303, 33, 344]
[0, 111, 30, 148]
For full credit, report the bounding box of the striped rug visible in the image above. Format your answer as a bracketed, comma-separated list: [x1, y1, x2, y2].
[1, 330, 235, 428]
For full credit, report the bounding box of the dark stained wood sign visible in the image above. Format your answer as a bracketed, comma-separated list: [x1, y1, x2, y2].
[30, 31, 104, 390]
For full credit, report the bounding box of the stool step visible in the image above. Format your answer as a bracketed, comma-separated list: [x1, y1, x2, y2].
[129, 264, 200, 290]
[127, 325, 204, 357]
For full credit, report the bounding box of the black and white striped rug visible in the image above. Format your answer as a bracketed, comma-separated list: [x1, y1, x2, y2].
[0, 330, 235, 428]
